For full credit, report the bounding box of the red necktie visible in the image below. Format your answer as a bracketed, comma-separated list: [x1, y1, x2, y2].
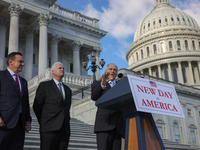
[14, 74, 21, 95]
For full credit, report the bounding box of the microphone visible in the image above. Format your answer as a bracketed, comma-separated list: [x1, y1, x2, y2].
[118, 73, 123, 78]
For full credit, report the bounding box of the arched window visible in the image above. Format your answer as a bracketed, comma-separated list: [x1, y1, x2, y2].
[171, 17, 174, 21]
[192, 68, 196, 83]
[192, 41, 195, 50]
[165, 18, 168, 22]
[159, 19, 161, 23]
[143, 25, 145, 29]
[169, 41, 173, 51]
[188, 19, 190, 23]
[148, 23, 150, 27]
[153, 21, 156, 25]
[182, 68, 187, 83]
[191, 131, 197, 145]
[173, 122, 180, 142]
[177, 40, 181, 50]
[164, 70, 169, 80]
[177, 17, 180, 21]
[153, 44, 157, 54]
[157, 127, 163, 138]
[173, 69, 178, 83]
[185, 40, 189, 50]
[141, 49, 143, 59]
[183, 18, 185, 22]
[136, 52, 138, 61]
[147, 47, 150, 57]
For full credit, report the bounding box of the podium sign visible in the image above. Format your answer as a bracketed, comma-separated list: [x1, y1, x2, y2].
[127, 74, 185, 118]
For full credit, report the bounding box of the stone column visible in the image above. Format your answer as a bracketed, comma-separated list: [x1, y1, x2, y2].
[0, 18, 7, 70]
[71, 41, 82, 75]
[38, 13, 52, 75]
[188, 61, 194, 85]
[177, 61, 184, 84]
[157, 65, 162, 78]
[167, 63, 173, 81]
[50, 34, 61, 65]
[148, 67, 152, 76]
[24, 26, 35, 81]
[198, 62, 200, 81]
[8, 2, 23, 53]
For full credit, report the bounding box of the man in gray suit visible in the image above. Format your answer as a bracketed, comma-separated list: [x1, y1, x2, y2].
[0, 52, 32, 150]
[33, 62, 71, 150]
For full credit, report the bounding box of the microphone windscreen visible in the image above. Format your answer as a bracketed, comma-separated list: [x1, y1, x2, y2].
[118, 73, 123, 78]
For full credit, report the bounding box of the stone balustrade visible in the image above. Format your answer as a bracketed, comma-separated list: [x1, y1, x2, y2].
[49, 4, 99, 28]
[28, 68, 92, 90]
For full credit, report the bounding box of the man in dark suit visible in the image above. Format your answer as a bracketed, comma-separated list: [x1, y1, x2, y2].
[0, 52, 32, 150]
[91, 63, 125, 150]
[33, 62, 71, 150]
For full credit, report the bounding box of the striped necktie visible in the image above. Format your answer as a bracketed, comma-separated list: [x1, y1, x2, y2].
[58, 82, 64, 101]
[14, 74, 21, 95]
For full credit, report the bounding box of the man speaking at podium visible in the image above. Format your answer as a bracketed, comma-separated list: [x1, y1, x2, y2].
[91, 63, 125, 150]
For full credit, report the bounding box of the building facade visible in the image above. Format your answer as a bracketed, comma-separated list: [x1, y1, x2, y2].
[0, 0, 107, 81]
[126, 0, 200, 89]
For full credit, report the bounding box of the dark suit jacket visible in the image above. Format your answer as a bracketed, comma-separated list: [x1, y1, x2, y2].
[91, 80, 125, 137]
[0, 69, 31, 130]
[33, 79, 71, 134]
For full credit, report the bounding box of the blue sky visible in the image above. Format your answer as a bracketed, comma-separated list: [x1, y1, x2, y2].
[55, 0, 200, 75]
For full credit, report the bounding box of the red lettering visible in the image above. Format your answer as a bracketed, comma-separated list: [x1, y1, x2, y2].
[142, 99, 147, 106]
[164, 92, 169, 98]
[173, 105, 178, 112]
[158, 90, 164, 97]
[136, 85, 144, 93]
[164, 103, 168, 110]
[168, 92, 173, 99]
[143, 86, 150, 94]
[146, 100, 154, 107]
[159, 102, 166, 110]
[154, 101, 160, 108]
[149, 88, 156, 95]
[167, 104, 172, 111]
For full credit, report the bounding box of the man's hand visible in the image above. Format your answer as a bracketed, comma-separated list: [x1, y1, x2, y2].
[0, 117, 5, 127]
[25, 121, 31, 132]
[101, 71, 110, 86]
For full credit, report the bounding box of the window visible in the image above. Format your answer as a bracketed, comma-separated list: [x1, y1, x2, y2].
[153, 44, 157, 54]
[143, 25, 145, 29]
[182, 68, 187, 83]
[187, 109, 192, 117]
[136, 52, 138, 61]
[173, 122, 180, 142]
[141, 49, 143, 59]
[157, 127, 163, 138]
[153, 21, 155, 25]
[33, 54, 36, 64]
[185, 40, 189, 50]
[192, 41, 195, 50]
[171, 17, 174, 21]
[165, 18, 168, 22]
[177, 17, 180, 21]
[177, 40, 181, 50]
[173, 69, 178, 83]
[164, 70, 169, 80]
[199, 42, 200, 50]
[156, 72, 159, 78]
[147, 47, 150, 57]
[191, 131, 197, 145]
[70, 63, 73, 73]
[159, 19, 161, 23]
[188, 19, 190, 23]
[169, 41, 173, 51]
[148, 23, 150, 27]
[192, 68, 196, 83]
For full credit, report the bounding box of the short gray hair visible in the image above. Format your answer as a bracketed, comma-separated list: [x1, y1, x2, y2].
[106, 63, 118, 71]
[51, 62, 63, 72]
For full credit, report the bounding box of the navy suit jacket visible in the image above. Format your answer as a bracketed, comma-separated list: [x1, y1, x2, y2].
[91, 80, 125, 137]
[0, 69, 31, 130]
[33, 79, 71, 134]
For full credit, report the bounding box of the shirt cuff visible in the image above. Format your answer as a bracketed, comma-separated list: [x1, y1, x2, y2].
[101, 83, 106, 89]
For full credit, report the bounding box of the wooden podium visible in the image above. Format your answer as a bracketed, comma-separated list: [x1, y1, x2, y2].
[95, 77, 165, 150]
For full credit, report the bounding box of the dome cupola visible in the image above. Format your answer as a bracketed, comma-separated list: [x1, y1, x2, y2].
[154, 0, 169, 6]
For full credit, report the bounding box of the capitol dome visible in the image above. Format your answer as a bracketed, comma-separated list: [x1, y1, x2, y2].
[126, 0, 200, 88]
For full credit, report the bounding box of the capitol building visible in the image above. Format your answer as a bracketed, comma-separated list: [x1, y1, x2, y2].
[0, 0, 200, 149]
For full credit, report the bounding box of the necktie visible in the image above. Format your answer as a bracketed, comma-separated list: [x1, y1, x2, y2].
[58, 82, 64, 100]
[14, 74, 21, 95]
[110, 81, 116, 87]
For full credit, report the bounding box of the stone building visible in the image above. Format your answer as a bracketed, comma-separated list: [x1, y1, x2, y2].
[126, 0, 200, 89]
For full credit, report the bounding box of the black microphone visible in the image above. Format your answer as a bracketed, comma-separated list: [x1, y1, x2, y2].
[118, 73, 123, 78]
